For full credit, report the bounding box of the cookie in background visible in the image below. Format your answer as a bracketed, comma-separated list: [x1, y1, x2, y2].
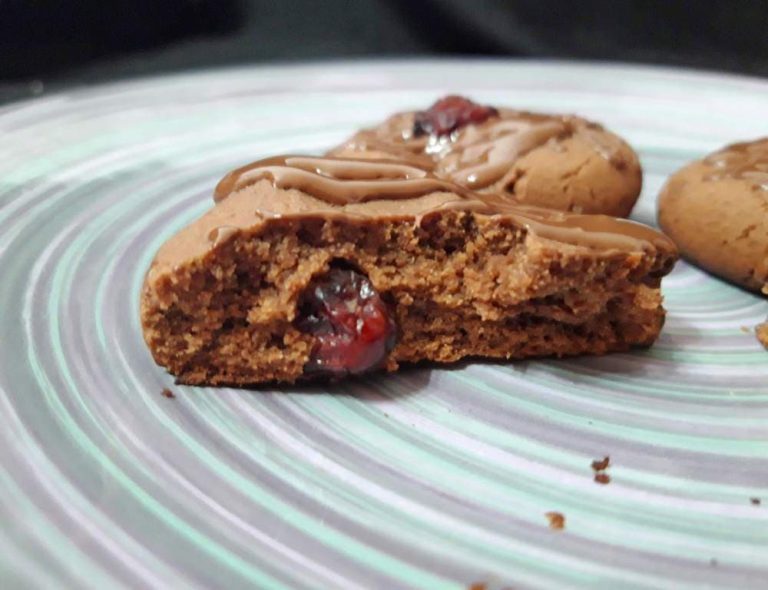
[329, 96, 643, 218]
[658, 138, 768, 294]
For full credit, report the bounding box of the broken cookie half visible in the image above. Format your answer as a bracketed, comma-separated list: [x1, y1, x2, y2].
[140, 156, 677, 385]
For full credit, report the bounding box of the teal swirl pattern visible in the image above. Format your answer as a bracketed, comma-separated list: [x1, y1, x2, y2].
[0, 61, 767, 589]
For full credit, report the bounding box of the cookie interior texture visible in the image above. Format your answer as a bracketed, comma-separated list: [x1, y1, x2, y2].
[141, 156, 676, 385]
[658, 138, 768, 293]
[328, 103, 643, 218]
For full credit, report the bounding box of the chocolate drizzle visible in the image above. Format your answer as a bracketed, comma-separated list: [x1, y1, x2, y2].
[214, 154, 676, 254]
[329, 107, 625, 191]
[437, 118, 569, 189]
[704, 138, 768, 190]
[214, 156, 477, 205]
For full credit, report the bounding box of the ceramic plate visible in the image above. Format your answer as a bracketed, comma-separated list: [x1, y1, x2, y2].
[1, 60, 767, 589]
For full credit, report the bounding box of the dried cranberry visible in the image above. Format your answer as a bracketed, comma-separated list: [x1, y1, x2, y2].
[296, 267, 397, 377]
[413, 95, 499, 138]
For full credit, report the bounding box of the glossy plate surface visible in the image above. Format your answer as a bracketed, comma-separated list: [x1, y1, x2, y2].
[1, 60, 767, 589]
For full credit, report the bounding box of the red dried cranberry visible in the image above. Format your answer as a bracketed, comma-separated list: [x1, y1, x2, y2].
[296, 267, 397, 377]
[413, 95, 499, 138]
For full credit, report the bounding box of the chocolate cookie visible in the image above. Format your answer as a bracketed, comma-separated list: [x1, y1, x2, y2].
[658, 138, 768, 293]
[328, 96, 643, 217]
[141, 155, 676, 385]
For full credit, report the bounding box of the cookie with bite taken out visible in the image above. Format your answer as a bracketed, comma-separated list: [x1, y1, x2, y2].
[141, 155, 676, 385]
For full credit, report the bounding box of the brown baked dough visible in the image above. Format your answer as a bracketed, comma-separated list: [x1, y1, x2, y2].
[328, 100, 642, 217]
[141, 156, 677, 385]
[658, 138, 768, 293]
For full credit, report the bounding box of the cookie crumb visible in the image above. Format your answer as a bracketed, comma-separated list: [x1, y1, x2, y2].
[594, 472, 611, 485]
[545, 511, 565, 530]
[591, 455, 611, 484]
[161, 388, 176, 399]
[750, 497, 761, 506]
[755, 322, 768, 349]
[740, 325, 752, 334]
[468, 583, 487, 590]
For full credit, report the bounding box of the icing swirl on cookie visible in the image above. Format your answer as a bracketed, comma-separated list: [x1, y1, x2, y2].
[329, 105, 627, 191]
[214, 156, 478, 204]
[214, 155, 675, 255]
[436, 117, 569, 189]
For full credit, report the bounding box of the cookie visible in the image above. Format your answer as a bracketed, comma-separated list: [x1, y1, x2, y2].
[658, 138, 768, 293]
[141, 155, 677, 385]
[328, 96, 643, 217]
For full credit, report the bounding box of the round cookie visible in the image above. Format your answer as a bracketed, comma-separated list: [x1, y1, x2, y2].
[472, 125, 642, 218]
[658, 138, 768, 293]
[329, 97, 642, 217]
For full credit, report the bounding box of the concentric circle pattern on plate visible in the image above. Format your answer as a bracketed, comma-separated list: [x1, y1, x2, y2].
[1, 61, 767, 589]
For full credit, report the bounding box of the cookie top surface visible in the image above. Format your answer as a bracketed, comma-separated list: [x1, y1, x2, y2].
[326, 96, 642, 217]
[703, 138, 768, 189]
[330, 108, 616, 188]
[149, 155, 675, 276]
[658, 137, 768, 293]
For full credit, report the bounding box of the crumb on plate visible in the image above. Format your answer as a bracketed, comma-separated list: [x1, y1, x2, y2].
[545, 511, 565, 530]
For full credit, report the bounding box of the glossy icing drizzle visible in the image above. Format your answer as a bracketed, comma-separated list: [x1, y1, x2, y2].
[437, 118, 568, 189]
[214, 156, 475, 205]
[330, 108, 625, 190]
[213, 155, 675, 254]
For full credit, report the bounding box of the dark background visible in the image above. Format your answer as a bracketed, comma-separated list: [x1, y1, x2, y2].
[2, 0, 768, 104]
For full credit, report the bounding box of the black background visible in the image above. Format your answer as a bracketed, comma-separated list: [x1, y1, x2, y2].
[2, 0, 768, 104]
